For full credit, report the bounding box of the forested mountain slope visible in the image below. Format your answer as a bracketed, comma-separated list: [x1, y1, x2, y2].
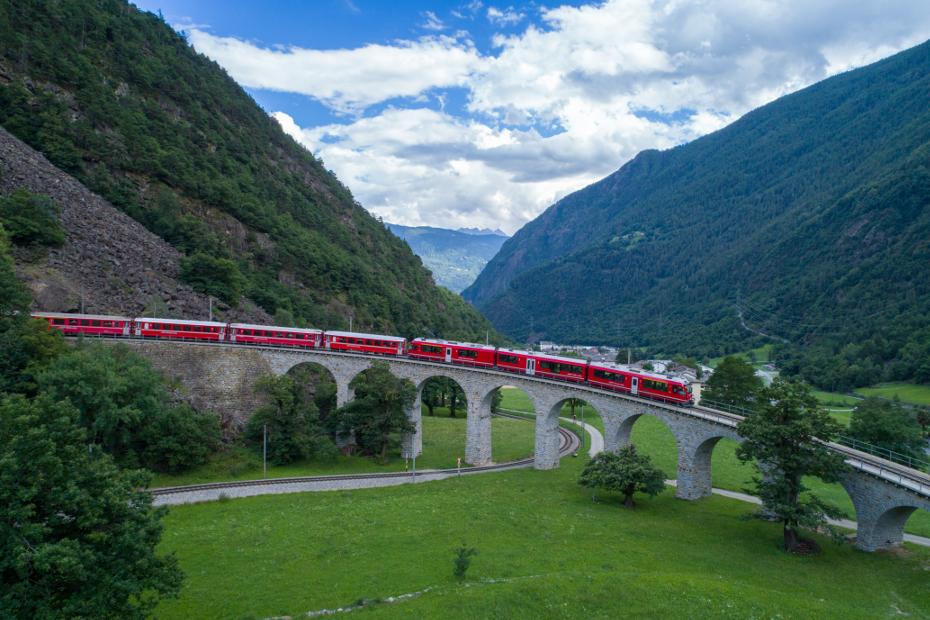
[387, 224, 508, 293]
[464, 39, 930, 389]
[0, 0, 496, 340]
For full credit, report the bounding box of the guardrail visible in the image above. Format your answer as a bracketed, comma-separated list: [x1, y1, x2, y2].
[837, 435, 929, 472]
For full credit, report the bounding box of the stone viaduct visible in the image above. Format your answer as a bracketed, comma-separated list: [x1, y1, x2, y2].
[113, 339, 930, 552]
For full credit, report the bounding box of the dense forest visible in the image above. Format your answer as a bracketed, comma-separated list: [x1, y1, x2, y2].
[464, 39, 930, 390]
[0, 0, 497, 341]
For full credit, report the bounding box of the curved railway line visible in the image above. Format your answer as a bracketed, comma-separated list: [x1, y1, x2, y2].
[150, 417, 577, 505]
[66, 335, 929, 501]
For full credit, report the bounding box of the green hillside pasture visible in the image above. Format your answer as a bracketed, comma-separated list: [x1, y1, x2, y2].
[709, 344, 774, 368]
[855, 382, 930, 406]
[149, 412, 535, 487]
[812, 389, 863, 407]
[154, 458, 930, 620]
[499, 389, 930, 537]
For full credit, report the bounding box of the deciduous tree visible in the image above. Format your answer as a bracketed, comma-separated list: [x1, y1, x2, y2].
[702, 356, 763, 409]
[848, 397, 926, 462]
[330, 362, 416, 462]
[578, 445, 666, 508]
[736, 379, 847, 553]
[0, 395, 182, 618]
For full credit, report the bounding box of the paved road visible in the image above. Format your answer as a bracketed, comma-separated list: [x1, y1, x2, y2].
[562, 417, 930, 548]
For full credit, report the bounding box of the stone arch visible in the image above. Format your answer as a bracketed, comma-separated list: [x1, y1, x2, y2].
[283, 360, 339, 409]
[412, 373, 473, 462]
[541, 394, 605, 457]
[838, 471, 930, 551]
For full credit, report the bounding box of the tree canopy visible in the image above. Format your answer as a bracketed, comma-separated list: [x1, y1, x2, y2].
[848, 397, 927, 463]
[701, 356, 763, 409]
[0, 395, 182, 618]
[245, 373, 336, 466]
[330, 363, 416, 462]
[37, 343, 219, 473]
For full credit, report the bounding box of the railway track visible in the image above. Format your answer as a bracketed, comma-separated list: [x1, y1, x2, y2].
[150, 418, 578, 504]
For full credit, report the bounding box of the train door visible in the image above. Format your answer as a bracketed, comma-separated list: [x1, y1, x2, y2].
[526, 358, 536, 376]
[445, 347, 452, 363]
[631, 376, 639, 395]
[324, 336, 331, 349]
[122, 321, 130, 337]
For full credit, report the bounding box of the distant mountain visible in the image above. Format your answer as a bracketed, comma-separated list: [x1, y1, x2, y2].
[457, 227, 508, 237]
[0, 0, 498, 341]
[387, 224, 508, 293]
[464, 39, 930, 390]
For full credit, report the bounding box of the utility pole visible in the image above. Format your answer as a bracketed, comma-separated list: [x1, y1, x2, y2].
[349, 315, 353, 331]
[208, 296, 213, 322]
[627, 347, 631, 365]
[263, 423, 268, 479]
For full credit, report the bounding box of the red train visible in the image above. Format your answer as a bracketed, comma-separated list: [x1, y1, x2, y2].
[32, 313, 693, 405]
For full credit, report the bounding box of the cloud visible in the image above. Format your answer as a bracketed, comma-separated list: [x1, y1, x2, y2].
[420, 11, 446, 31]
[197, 1, 930, 233]
[487, 6, 525, 26]
[187, 30, 483, 114]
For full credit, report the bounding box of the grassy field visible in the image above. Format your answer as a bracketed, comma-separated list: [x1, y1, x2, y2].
[708, 344, 774, 368]
[498, 389, 930, 538]
[149, 410, 535, 487]
[812, 389, 862, 408]
[154, 456, 930, 619]
[855, 382, 930, 406]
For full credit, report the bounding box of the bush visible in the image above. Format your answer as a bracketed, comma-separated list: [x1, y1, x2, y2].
[179, 252, 246, 305]
[452, 544, 478, 579]
[0, 189, 65, 247]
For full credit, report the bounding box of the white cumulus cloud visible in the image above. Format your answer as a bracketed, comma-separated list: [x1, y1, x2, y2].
[190, 0, 930, 234]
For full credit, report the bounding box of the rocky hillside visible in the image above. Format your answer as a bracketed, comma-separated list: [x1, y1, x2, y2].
[464, 39, 930, 389]
[0, 0, 496, 340]
[0, 126, 269, 320]
[387, 224, 508, 293]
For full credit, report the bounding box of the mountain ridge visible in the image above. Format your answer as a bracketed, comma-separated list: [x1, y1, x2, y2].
[464, 38, 930, 389]
[0, 0, 497, 340]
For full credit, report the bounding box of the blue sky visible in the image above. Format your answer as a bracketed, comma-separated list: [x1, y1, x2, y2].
[133, 1, 930, 234]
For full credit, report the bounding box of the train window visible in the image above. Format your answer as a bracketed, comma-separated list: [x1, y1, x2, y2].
[69, 319, 79, 326]
[642, 379, 669, 391]
[53, 318, 64, 325]
[458, 350, 477, 358]
[499, 354, 519, 364]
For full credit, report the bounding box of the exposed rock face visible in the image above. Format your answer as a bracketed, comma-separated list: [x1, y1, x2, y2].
[0, 126, 269, 322]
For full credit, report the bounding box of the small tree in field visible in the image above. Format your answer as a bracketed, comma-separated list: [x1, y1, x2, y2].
[452, 544, 478, 579]
[579, 445, 666, 508]
[736, 379, 847, 553]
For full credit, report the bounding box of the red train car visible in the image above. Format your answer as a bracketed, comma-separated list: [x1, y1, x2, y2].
[229, 323, 322, 348]
[133, 317, 226, 342]
[407, 338, 497, 367]
[494, 348, 588, 383]
[587, 361, 692, 404]
[32, 312, 131, 337]
[323, 330, 406, 355]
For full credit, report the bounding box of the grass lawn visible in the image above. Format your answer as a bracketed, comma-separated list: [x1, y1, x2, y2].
[855, 382, 930, 406]
[154, 457, 930, 620]
[498, 389, 930, 538]
[149, 411, 535, 487]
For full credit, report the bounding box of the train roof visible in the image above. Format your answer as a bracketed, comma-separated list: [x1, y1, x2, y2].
[411, 338, 496, 351]
[589, 360, 690, 384]
[230, 323, 322, 333]
[31, 312, 129, 321]
[134, 317, 227, 327]
[325, 330, 406, 342]
[497, 347, 589, 366]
